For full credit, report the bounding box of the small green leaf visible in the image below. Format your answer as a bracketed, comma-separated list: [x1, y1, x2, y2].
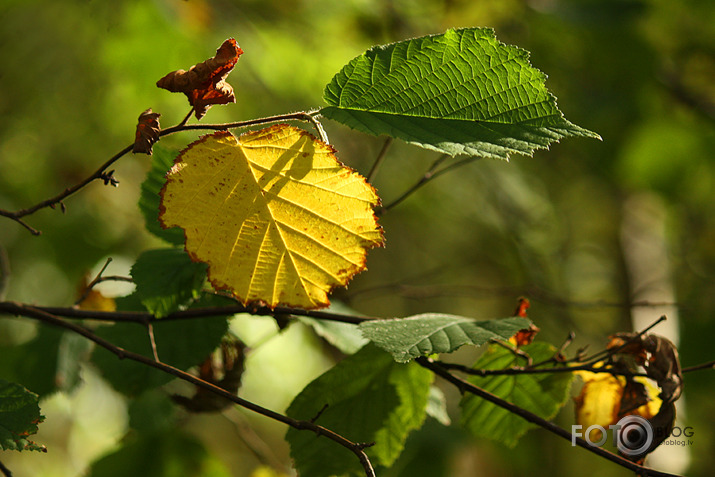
[92, 293, 230, 396]
[459, 342, 574, 447]
[131, 248, 207, 318]
[322, 28, 599, 158]
[286, 344, 431, 477]
[0, 380, 45, 452]
[359, 314, 530, 362]
[139, 145, 185, 245]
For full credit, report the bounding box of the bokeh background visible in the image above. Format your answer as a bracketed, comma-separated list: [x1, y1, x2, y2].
[1, 0, 713, 476]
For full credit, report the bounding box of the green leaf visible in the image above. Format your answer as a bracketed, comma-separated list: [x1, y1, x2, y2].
[286, 344, 431, 477]
[92, 293, 230, 396]
[139, 145, 185, 245]
[298, 302, 369, 354]
[131, 248, 208, 318]
[359, 314, 530, 363]
[459, 342, 574, 447]
[321, 28, 599, 158]
[90, 430, 231, 477]
[0, 380, 45, 452]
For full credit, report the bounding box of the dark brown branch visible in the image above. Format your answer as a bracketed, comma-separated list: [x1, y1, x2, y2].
[417, 357, 682, 477]
[5, 302, 375, 477]
[0, 460, 12, 477]
[18, 301, 375, 325]
[682, 360, 715, 373]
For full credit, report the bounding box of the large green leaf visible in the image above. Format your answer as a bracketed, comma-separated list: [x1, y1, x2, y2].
[0, 380, 45, 452]
[322, 28, 599, 158]
[131, 248, 207, 318]
[359, 314, 529, 363]
[286, 344, 432, 477]
[139, 145, 185, 245]
[459, 342, 574, 447]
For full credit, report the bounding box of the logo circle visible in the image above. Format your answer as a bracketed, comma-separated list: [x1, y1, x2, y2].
[615, 415, 653, 457]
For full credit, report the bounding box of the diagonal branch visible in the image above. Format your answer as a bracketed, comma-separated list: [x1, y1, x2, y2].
[4, 302, 375, 477]
[417, 357, 682, 477]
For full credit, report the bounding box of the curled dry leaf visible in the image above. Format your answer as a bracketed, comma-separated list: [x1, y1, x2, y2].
[132, 109, 161, 155]
[157, 38, 243, 119]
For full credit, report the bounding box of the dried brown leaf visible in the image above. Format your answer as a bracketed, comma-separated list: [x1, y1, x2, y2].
[133, 108, 161, 155]
[157, 38, 243, 119]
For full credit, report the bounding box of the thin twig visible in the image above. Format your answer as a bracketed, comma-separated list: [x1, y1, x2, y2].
[367, 137, 393, 182]
[0, 212, 40, 235]
[0, 111, 329, 235]
[580, 315, 667, 364]
[418, 357, 682, 477]
[7, 303, 375, 477]
[178, 107, 195, 127]
[146, 321, 160, 362]
[75, 257, 114, 305]
[682, 360, 715, 373]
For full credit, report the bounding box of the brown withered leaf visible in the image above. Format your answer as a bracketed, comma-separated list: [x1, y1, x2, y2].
[157, 38, 243, 119]
[642, 335, 682, 404]
[132, 109, 161, 155]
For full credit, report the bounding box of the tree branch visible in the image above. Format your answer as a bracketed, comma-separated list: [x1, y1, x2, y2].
[6, 301, 376, 325]
[4, 302, 375, 477]
[417, 357, 683, 477]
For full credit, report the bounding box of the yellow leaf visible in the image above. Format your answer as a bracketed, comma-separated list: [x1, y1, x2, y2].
[159, 125, 384, 309]
[574, 370, 662, 442]
[574, 371, 624, 441]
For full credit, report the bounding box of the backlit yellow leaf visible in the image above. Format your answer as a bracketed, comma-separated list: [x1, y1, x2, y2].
[159, 125, 384, 309]
[574, 372, 624, 441]
[574, 370, 662, 442]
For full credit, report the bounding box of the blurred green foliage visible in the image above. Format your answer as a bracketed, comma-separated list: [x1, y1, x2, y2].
[1, 0, 713, 476]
